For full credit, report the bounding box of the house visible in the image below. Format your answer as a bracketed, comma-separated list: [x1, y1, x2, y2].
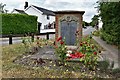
[11, 2, 55, 33]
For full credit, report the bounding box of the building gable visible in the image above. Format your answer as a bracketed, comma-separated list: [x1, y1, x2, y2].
[24, 5, 43, 14]
[25, 5, 55, 16]
[32, 5, 55, 16]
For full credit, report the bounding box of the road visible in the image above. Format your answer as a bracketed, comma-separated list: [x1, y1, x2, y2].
[83, 26, 96, 36]
[0, 26, 96, 46]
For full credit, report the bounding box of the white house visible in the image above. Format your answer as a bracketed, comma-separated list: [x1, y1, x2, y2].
[11, 2, 55, 33]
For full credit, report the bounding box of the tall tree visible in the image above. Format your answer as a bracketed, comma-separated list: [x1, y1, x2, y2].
[90, 15, 99, 29]
[98, 2, 120, 45]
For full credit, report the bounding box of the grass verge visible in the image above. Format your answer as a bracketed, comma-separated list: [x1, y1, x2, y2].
[2, 43, 84, 78]
[2, 37, 108, 78]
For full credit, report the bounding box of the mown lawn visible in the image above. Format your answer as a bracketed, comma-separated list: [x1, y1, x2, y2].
[1, 36, 108, 78]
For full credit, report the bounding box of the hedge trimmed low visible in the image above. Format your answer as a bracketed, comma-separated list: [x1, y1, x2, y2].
[100, 29, 119, 45]
[1, 14, 37, 35]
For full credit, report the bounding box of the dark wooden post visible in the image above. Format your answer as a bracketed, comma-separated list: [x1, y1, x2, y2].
[46, 32, 49, 40]
[9, 34, 12, 44]
[31, 33, 34, 42]
[118, 45, 120, 68]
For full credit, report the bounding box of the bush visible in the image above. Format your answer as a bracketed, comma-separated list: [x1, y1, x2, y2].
[92, 30, 100, 36]
[100, 29, 119, 45]
[98, 60, 110, 71]
[1, 14, 38, 35]
[112, 68, 120, 74]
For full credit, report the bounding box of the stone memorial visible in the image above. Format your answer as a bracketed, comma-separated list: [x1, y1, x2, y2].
[55, 11, 85, 47]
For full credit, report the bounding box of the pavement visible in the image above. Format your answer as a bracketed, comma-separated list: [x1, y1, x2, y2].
[93, 36, 119, 69]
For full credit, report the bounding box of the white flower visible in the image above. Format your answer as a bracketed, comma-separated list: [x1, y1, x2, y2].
[66, 53, 70, 57]
[67, 50, 72, 54]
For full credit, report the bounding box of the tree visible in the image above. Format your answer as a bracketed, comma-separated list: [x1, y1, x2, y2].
[90, 15, 99, 29]
[82, 21, 90, 28]
[98, 2, 120, 45]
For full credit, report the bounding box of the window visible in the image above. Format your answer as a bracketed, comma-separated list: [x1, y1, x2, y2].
[47, 15, 50, 20]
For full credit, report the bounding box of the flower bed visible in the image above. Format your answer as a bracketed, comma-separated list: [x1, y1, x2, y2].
[55, 35, 99, 70]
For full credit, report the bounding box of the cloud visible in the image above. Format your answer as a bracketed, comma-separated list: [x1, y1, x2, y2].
[42, 0, 98, 22]
[0, 0, 99, 22]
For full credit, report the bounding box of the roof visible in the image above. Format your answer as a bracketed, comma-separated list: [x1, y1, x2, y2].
[32, 5, 55, 16]
[55, 10, 85, 15]
[14, 9, 27, 14]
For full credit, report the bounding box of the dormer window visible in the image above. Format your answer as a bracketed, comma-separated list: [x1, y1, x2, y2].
[47, 15, 50, 20]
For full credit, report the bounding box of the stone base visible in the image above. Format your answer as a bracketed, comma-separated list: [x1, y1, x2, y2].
[66, 46, 78, 50]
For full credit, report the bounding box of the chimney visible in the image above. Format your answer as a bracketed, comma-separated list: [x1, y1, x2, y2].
[24, 2, 28, 9]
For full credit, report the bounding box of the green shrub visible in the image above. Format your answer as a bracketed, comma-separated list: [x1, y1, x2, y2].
[92, 30, 100, 36]
[112, 68, 120, 74]
[100, 28, 120, 45]
[98, 60, 110, 71]
[1, 14, 37, 35]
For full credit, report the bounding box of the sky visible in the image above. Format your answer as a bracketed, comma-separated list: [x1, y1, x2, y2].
[0, 0, 99, 22]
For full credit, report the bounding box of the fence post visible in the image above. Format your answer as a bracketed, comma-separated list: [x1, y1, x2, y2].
[9, 34, 12, 44]
[118, 45, 120, 68]
[46, 33, 49, 40]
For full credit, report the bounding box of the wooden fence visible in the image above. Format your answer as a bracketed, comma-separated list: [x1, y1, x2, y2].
[1, 32, 55, 45]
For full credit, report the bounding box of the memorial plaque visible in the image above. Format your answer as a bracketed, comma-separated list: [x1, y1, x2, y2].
[55, 11, 85, 46]
[61, 20, 77, 45]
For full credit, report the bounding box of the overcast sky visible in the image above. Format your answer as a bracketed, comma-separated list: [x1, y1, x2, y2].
[0, 0, 99, 22]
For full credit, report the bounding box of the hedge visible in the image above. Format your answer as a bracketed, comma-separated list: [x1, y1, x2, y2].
[98, 2, 120, 46]
[1, 14, 38, 35]
[100, 29, 119, 45]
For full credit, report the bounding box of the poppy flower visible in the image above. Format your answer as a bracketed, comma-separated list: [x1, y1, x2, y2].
[70, 52, 84, 59]
[57, 36, 62, 42]
[93, 52, 97, 55]
[75, 52, 84, 58]
[60, 41, 64, 45]
[70, 54, 76, 58]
